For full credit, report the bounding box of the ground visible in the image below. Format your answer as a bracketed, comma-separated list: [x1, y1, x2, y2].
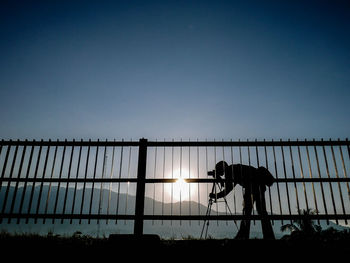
[1, 232, 349, 261]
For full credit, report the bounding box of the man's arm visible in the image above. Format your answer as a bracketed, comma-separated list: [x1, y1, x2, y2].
[209, 183, 233, 200]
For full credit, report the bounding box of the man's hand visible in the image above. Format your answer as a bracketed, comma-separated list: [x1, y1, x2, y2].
[209, 193, 217, 200]
[216, 177, 225, 188]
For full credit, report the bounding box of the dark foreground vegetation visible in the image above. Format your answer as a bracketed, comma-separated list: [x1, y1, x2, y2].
[1, 228, 349, 261]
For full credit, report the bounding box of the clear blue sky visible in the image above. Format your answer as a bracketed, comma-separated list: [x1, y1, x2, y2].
[1, 0, 349, 141]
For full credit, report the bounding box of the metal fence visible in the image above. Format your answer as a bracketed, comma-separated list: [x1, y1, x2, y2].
[0, 138, 349, 235]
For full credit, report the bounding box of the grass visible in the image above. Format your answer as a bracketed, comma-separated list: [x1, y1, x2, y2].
[0, 230, 109, 250]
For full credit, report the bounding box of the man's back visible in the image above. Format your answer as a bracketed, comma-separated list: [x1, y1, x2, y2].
[226, 164, 268, 192]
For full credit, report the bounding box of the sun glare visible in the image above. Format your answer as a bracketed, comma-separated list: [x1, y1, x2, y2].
[165, 169, 194, 202]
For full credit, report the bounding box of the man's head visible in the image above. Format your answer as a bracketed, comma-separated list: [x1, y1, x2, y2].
[257, 166, 275, 186]
[215, 161, 228, 177]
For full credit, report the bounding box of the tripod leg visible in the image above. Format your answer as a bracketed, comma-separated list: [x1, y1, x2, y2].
[201, 183, 216, 239]
[204, 201, 213, 239]
[222, 196, 238, 229]
[200, 199, 213, 239]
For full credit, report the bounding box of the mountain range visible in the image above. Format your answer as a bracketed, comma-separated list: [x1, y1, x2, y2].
[0, 185, 348, 239]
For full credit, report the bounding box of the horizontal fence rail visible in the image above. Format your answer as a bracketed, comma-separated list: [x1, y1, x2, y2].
[0, 139, 348, 146]
[0, 138, 349, 236]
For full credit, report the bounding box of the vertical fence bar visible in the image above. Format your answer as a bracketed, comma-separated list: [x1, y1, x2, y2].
[88, 141, 99, 224]
[255, 140, 264, 220]
[272, 141, 283, 224]
[230, 140, 236, 215]
[0, 142, 11, 195]
[255, 140, 259, 167]
[288, 140, 300, 214]
[247, 139, 255, 224]
[171, 139, 174, 226]
[162, 140, 166, 225]
[79, 140, 91, 224]
[98, 142, 107, 225]
[280, 141, 292, 222]
[321, 139, 338, 224]
[239, 139, 243, 227]
[247, 140, 251, 167]
[263, 140, 273, 223]
[222, 141, 228, 225]
[296, 141, 309, 212]
[205, 140, 209, 208]
[189, 140, 191, 226]
[180, 139, 182, 226]
[0, 142, 2, 168]
[338, 139, 350, 204]
[305, 141, 319, 223]
[115, 140, 124, 224]
[313, 139, 329, 224]
[71, 140, 82, 224]
[134, 138, 148, 235]
[330, 139, 346, 224]
[205, 138, 209, 228]
[197, 139, 200, 225]
[125, 143, 132, 225]
[18, 142, 34, 224]
[1, 142, 18, 209]
[62, 141, 74, 224]
[44, 142, 58, 224]
[152, 141, 157, 225]
[106, 141, 115, 225]
[34, 143, 50, 224]
[8, 143, 27, 223]
[3, 142, 19, 210]
[53, 140, 66, 224]
[214, 140, 218, 226]
[1, 142, 19, 223]
[27, 141, 43, 224]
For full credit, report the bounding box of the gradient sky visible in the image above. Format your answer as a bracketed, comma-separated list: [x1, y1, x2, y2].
[1, 0, 349, 141]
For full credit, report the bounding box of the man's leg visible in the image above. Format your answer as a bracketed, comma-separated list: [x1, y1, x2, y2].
[235, 190, 252, 239]
[255, 187, 275, 240]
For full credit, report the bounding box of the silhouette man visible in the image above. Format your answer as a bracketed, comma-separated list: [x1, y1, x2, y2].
[209, 161, 275, 239]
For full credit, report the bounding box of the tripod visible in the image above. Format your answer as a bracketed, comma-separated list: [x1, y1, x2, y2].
[200, 181, 237, 239]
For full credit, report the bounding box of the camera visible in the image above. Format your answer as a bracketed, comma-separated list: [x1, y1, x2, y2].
[207, 170, 224, 187]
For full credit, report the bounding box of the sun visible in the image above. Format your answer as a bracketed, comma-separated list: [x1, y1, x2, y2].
[165, 169, 194, 202]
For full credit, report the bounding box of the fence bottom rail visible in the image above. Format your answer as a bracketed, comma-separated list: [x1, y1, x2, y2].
[1, 214, 349, 221]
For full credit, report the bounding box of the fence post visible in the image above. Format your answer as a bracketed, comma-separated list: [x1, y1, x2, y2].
[134, 138, 148, 235]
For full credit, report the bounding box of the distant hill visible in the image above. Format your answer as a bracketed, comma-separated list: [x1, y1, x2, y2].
[0, 185, 348, 239]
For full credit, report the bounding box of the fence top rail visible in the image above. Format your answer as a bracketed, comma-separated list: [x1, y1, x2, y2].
[147, 138, 349, 147]
[0, 139, 139, 147]
[0, 138, 348, 147]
